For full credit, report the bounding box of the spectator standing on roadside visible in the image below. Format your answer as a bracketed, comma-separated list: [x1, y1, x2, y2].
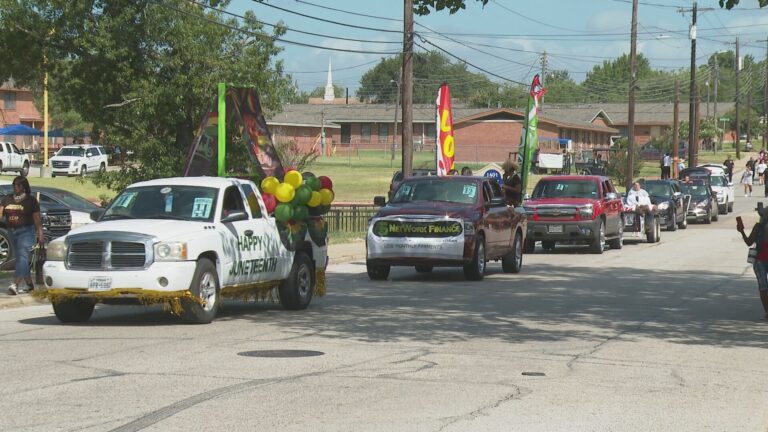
[737, 208, 768, 320]
[661, 152, 671, 179]
[723, 154, 735, 183]
[460, 166, 472, 176]
[742, 165, 754, 197]
[501, 160, 522, 207]
[0, 176, 44, 295]
[758, 159, 767, 185]
[747, 156, 756, 183]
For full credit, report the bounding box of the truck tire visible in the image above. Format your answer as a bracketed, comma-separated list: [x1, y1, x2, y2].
[53, 298, 96, 323]
[19, 161, 29, 177]
[589, 220, 605, 254]
[608, 219, 623, 250]
[366, 261, 390, 280]
[181, 258, 220, 324]
[667, 209, 677, 231]
[712, 207, 719, 221]
[678, 213, 688, 229]
[0, 228, 14, 270]
[523, 239, 535, 253]
[463, 235, 485, 281]
[704, 209, 712, 224]
[80, 165, 87, 177]
[501, 232, 523, 273]
[99, 162, 106, 173]
[415, 265, 433, 273]
[655, 218, 662, 242]
[279, 252, 315, 310]
[647, 218, 658, 243]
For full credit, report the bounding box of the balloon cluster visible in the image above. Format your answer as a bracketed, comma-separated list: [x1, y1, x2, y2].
[260, 170, 334, 222]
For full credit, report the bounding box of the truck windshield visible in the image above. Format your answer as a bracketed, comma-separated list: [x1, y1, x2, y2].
[532, 180, 599, 199]
[710, 175, 728, 187]
[101, 185, 219, 222]
[642, 183, 671, 196]
[680, 184, 709, 198]
[391, 179, 478, 205]
[57, 147, 85, 157]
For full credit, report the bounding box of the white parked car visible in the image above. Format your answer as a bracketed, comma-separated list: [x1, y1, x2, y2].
[49, 145, 109, 177]
[0, 141, 31, 176]
[698, 164, 734, 214]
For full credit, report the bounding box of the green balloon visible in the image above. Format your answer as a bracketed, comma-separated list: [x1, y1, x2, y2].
[305, 176, 321, 191]
[274, 203, 294, 222]
[293, 205, 309, 221]
[294, 185, 312, 204]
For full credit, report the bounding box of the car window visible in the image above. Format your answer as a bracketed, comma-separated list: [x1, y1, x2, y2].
[221, 186, 246, 219]
[644, 183, 671, 196]
[11, 144, 20, 153]
[102, 185, 218, 222]
[489, 181, 504, 200]
[391, 179, 478, 205]
[532, 179, 598, 199]
[42, 189, 100, 212]
[57, 147, 85, 157]
[239, 184, 262, 218]
[38, 194, 58, 206]
[710, 176, 728, 187]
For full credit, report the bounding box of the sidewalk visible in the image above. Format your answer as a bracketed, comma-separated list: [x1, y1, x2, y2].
[0, 241, 368, 311]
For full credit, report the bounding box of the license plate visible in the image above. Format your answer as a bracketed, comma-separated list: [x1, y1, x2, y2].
[88, 276, 112, 292]
[547, 225, 563, 233]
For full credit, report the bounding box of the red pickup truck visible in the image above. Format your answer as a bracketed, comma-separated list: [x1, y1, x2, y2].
[522, 175, 624, 254]
[368, 176, 527, 281]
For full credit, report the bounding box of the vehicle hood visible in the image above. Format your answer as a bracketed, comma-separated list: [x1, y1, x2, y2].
[70, 210, 94, 228]
[524, 197, 598, 207]
[65, 219, 206, 241]
[375, 202, 476, 219]
[650, 194, 672, 203]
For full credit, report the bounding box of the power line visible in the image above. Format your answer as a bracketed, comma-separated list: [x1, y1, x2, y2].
[250, 0, 402, 33]
[293, 0, 402, 22]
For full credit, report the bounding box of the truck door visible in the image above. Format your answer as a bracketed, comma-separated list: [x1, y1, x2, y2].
[6, 143, 17, 169]
[602, 179, 620, 235]
[481, 180, 506, 257]
[239, 182, 291, 282]
[218, 184, 283, 287]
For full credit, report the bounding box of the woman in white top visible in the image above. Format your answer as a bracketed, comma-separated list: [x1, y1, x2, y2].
[742, 166, 754, 197]
[757, 160, 767, 185]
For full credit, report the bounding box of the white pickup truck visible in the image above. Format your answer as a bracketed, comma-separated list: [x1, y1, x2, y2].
[0, 141, 31, 176]
[42, 176, 328, 324]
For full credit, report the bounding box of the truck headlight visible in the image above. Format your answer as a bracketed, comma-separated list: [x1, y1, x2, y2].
[47, 241, 67, 261]
[463, 221, 475, 235]
[696, 201, 708, 208]
[578, 204, 594, 219]
[153, 242, 187, 261]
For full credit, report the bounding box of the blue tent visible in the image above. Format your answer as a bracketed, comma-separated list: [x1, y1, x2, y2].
[0, 124, 43, 136]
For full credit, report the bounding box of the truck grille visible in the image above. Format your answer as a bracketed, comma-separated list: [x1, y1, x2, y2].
[535, 207, 577, 220]
[68, 240, 148, 270]
[51, 161, 70, 169]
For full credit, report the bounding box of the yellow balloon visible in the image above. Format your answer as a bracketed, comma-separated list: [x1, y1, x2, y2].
[284, 170, 303, 189]
[307, 191, 322, 207]
[275, 183, 296, 203]
[319, 188, 334, 206]
[260, 176, 279, 194]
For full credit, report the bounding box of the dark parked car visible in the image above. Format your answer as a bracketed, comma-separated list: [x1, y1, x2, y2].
[388, 168, 436, 199]
[368, 176, 526, 281]
[639, 179, 689, 230]
[680, 180, 717, 224]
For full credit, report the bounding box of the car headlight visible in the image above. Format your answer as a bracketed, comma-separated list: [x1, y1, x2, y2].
[696, 201, 708, 208]
[657, 201, 669, 210]
[463, 221, 475, 236]
[578, 204, 594, 219]
[47, 241, 67, 261]
[153, 242, 188, 261]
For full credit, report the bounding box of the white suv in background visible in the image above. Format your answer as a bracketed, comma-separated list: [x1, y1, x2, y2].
[50, 145, 109, 177]
[699, 164, 734, 214]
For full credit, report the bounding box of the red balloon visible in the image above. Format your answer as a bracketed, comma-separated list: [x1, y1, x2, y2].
[319, 176, 333, 190]
[262, 192, 277, 214]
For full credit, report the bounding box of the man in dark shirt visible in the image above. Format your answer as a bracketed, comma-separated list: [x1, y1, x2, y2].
[723, 155, 735, 183]
[502, 160, 522, 206]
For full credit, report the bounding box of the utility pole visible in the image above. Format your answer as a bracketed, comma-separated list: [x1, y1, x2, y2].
[736, 36, 741, 160]
[713, 57, 719, 149]
[391, 75, 401, 164]
[401, 0, 414, 178]
[747, 62, 752, 145]
[540, 51, 547, 112]
[673, 79, 680, 178]
[693, 85, 700, 167]
[626, 0, 638, 192]
[686, 2, 698, 166]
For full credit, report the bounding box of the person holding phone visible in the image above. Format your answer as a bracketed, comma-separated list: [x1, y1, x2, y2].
[737, 208, 768, 320]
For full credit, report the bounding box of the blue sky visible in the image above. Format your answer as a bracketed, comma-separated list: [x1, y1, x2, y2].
[227, 0, 768, 92]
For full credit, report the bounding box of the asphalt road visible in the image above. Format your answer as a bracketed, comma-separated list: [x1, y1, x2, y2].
[2, 193, 768, 431]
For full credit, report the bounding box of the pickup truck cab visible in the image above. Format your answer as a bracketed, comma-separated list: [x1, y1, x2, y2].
[523, 175, 624, 254]
[49, 145, 109, 177]
[0, 141, 31, 176]
[367, 176, 526, 281]
[42, 176, 327, 324]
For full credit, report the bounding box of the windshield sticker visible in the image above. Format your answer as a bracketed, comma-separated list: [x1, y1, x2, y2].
[192, 198, 213, 218]
[401, 185, 412, 195]
[555, 183, 566, 191]
[160, 187, 172, 194]
[164, 194, 173, 213]
[113, 192, 137, 208]
[462, 184, 477, 197]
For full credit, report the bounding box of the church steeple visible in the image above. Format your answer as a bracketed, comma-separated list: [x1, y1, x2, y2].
[323, 58, 334, 102]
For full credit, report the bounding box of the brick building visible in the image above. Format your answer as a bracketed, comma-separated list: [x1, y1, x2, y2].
[0, 82, 43, 150]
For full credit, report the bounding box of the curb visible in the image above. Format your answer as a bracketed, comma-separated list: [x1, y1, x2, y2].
[0, 293, 47, 310]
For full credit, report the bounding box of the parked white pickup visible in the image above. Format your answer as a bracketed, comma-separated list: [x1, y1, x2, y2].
[0, 141, 31, 176]
[42, 176, 328, 324]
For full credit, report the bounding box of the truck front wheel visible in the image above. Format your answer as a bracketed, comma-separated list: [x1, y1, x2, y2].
[502, 232, 523, 273]
[181, 258, 220, 324]
[463, 235, 485, 281]
[53, 298, 96, 323]
[19, 162, 29, 177]
[279, 252, 315, 310]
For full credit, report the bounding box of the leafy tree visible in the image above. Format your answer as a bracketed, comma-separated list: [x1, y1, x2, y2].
[606, 138, 642, 189]
[0, 0, 294, 190]
[719, 0, 767, 9]
[413, 0, 488, 15]
[357, 52, 495, 104]
[582, 54, 662, 102]
[542, 70, 587, 103]
[309, 84, 345, 99]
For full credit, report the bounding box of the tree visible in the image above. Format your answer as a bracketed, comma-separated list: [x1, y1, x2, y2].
[542, 70, 587, 103]
[357, 52, 495, 104]
[0, 0, 294, 190]
[719, 0, 767, 9]
[607, 138, 642, 189]
[413, 0, 488, 15]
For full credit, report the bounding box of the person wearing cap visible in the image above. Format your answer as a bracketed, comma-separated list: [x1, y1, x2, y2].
[501, 160, 522, 206]
[737, 206, 768, 320]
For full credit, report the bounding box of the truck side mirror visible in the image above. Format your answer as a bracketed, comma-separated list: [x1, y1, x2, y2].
[373, 196, 386, 206]
[90, 209, 105, 221]
[605, 192, 618, 200]
[221, 211, 249, 223]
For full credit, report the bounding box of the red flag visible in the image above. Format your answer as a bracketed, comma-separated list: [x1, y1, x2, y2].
[436, 84, 455, 176]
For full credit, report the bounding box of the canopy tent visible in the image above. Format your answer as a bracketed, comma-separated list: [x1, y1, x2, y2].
[0, 124, 43, 136]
